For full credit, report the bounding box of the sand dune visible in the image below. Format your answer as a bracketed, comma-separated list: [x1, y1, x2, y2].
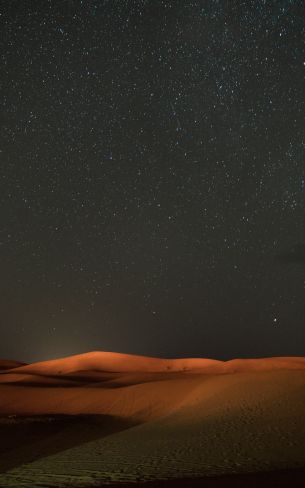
[2, 351, 222, 375]
[1, 352, 305, 419]
[0, 360, 27, 371]
[3, 351, 305, 376]
[0, 352, 305, 487]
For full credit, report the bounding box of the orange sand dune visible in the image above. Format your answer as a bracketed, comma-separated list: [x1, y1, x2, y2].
[3, 351, 305, 376]
[2, 351, 221, 375]
[0, 352, 305, 420]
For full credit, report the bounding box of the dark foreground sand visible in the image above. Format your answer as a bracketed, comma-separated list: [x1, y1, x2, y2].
[0, 352, 305, 487]
[96, 468, 305, 488]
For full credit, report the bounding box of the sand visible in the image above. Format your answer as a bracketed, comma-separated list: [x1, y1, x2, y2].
[5, 351, 305, 375]
[0, 352, 305, 487]
[0, 360, 26, 371]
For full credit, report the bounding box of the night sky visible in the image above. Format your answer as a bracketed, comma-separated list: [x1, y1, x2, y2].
[1, 0, 305, 362]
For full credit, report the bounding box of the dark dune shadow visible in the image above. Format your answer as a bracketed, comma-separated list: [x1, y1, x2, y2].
[0, 371, 199, 388]
[0, 371, 122, 388]
[95, 467, 305, 488]
[0, 414, 138, 474]
[1, 380, 85, 387]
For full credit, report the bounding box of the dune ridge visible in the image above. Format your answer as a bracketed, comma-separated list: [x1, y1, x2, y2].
[2, 351, 305, 376]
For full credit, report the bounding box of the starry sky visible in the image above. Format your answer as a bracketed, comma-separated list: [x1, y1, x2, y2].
[1, 0, 305, 362]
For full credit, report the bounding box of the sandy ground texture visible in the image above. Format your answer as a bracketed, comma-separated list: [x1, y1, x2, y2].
[0, 352, 305, 487]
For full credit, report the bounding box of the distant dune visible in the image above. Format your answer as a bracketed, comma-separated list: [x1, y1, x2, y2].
[0, 352, 305, 487]
[3, 350, 305, 375]
[0, 360, 27, 371]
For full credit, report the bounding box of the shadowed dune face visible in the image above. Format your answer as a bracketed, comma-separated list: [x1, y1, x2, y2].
[0, 352, 305, 487]
[0, 360, 27, 371]
[0, 414, 137, 474]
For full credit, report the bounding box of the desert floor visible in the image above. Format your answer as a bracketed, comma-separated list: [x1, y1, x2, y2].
[0, 352, 305, 487]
